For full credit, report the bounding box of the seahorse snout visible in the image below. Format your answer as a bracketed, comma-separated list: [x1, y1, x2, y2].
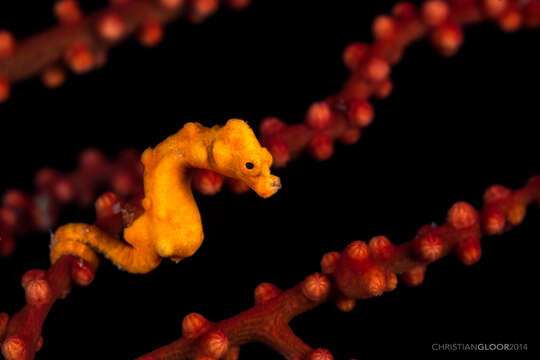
[251, 175, 281, 199]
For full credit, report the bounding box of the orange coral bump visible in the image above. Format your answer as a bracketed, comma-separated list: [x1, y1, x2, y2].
[50, 119, 281, 273]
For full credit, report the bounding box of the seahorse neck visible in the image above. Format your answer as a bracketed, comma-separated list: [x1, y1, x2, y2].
[140, 125, 217, 226]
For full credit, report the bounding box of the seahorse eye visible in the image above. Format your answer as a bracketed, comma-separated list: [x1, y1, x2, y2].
[245, 162, 254, 170]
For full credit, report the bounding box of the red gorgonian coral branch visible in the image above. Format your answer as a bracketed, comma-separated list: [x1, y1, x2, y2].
[0, 0, 250, 101]
[2, 174, 538, 359]
[258, 0, 540, 168]
[0, 148, 143, 257]
[0, 191, 143, 360]
[135, 176, 540, 360]
[109, 0, 540, 192]
[1, 1, 539, 359]
[0, 255, 95, 360]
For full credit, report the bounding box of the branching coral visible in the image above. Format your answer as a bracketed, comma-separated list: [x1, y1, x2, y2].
[1, 0, 539, 359]
[0, 148, 143, 257]
[258, 0, 540, 168]
[0, 255, 95, 360]
[3, 176, 538, 360]
[0, 0, 250, 101]
[134, 176, 539, 360]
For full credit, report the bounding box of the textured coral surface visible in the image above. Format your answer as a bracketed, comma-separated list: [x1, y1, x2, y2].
[0, 1, 538, 359]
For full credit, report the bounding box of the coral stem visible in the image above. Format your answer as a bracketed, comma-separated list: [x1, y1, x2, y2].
[0, 1, 182, 83]
[0, 255, 94, 360]
[136, 176, 539, 359]
[260, 0, 540, 167]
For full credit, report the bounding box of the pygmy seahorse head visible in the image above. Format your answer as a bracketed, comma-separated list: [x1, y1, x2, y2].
[211, 119, 281, 198]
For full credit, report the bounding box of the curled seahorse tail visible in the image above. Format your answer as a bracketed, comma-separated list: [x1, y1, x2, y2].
[50, 223, 161, 274]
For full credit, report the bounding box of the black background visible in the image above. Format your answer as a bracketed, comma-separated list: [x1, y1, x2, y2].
[0, 1, 538, 359]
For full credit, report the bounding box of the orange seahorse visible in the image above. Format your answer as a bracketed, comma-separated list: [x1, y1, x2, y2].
[50, 119, 281, 273]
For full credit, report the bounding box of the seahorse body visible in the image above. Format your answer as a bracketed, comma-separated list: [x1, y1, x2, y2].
[50, 119, 281, 273]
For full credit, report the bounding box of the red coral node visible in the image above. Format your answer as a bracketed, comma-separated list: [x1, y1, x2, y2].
[21, 270, 47, 289]
[113, 169, 140, 196]
[35, 168, 61, 190]
[54, 178, 74, 203]
[98, 13, 126, 42]
[3, 190, 31, 210]
[65, 43, 95, 74]
[365, 56, 391, 82]
[0, 30, 15, 58]
[335, 296, 356, 312]
[483, 184, 511, 204]
[254, 282, 282, 305]
[335, 260, 387, 299]
[400, 265, 426, 286]
[306, 102, 333, 131]
[1, 335, 26, 360]
[344, 241, 369, 262]
[192, 169, 224, 196]
[265, 138, 290, 168]
[482, 207, 505, 235]
[368, 236, 394, 261]
[373, 15, 397, 40]
[385, 269, 398, 291]
[446, 201, 478, 230]
[374, 78, 393, 99]
[182, 313, 210, 339]
[25, 279, 53, 305]
[506, 203, 526, 226]
[343, 42, 370, 71]
[191, 0, 220, 22]
[414, 233, 444, 262]
[348, 99, 374, 128]
[302, 273, 331, 302]
[225, 178, 250, 194]
[455, 236, 481, 265]
[139, 21, 164, 47]
[95, 192, 123, 219]
[200, 330, 229, 358]
[422, 0, 450, 27]
[54, 0, 83, 25]
[482, 0, 507, 18]
[339, 128, 362, 145]
[260, 117, 286, 137]
[498, 5, 523, 32]
[392, 2, 419, 22]
[71, 258, 95, 286]
[308, 134, 334, 161]
[364, 267, 387, 296]
[0, 207, 18, 230]
[431, 21, 464, 57]
[320, 251, 341, 274]
[78, 148, 107, 173]
[306, 348, 334, 360]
